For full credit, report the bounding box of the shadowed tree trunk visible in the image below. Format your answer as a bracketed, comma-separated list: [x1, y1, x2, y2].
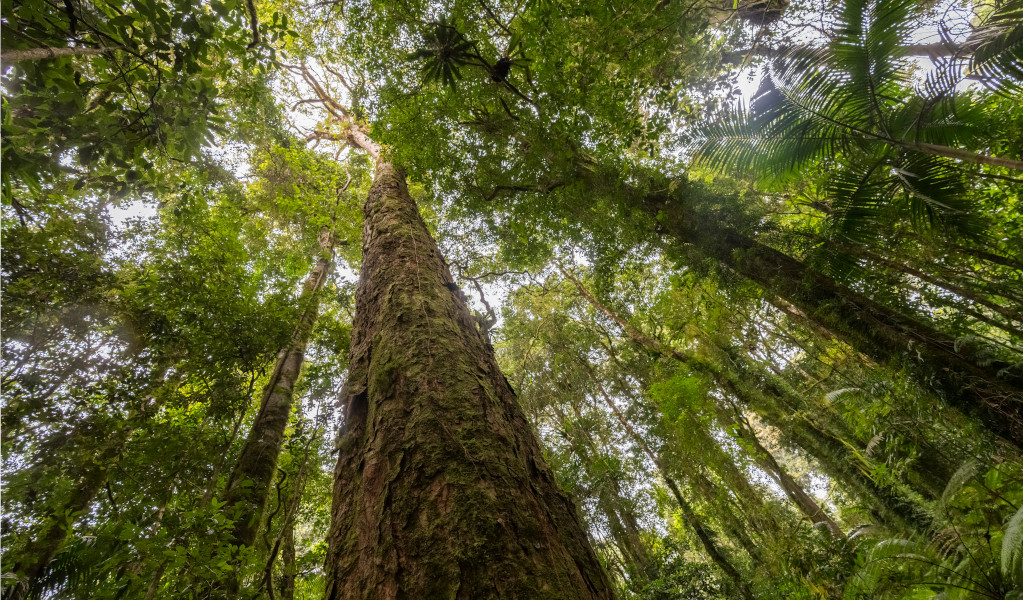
[324, 160, 614, 599]
[220, 231, 334, 551]
[639, 193, 1023, 450]
[716, 356, 936, 534]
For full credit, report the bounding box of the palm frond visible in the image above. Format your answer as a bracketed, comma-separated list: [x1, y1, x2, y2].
[968, 0, 1023, 95]
[831, 0, 916, 130]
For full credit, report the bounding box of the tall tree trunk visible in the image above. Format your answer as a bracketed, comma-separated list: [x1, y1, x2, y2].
[220, 235, 332, 549]
[721, 42, 964, 65]
[1, 46, 118, 62]
[827, 241, 1023, 329]
[324, 161, 613, 599]
[642, 197, 1023, 449]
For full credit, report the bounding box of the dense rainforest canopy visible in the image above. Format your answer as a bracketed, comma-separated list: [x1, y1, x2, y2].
[2, 0, 1023, 597]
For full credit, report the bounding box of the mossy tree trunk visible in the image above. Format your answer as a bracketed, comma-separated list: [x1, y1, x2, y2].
[221, 233, 333, 549]
[5, 367, 171, 600]
[324, 161, 614, 599]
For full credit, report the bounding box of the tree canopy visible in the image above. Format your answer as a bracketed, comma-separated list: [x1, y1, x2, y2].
[3, 0, 1022, 598]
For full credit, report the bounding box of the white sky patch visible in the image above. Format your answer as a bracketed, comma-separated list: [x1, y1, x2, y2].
[109, 199, 158, 229]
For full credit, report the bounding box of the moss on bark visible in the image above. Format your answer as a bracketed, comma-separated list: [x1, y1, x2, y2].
[324, 162, 614, 599]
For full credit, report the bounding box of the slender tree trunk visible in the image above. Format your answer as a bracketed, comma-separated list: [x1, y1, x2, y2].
[220, 236, 332, 549]
[615, 503, 656, 583]
[642, 198, 1023, 449]
[552, 401, 657, 587]
[280, 521, 297, 600]
[830, 242, 1023, 328]
[324, 161, 614, 599]
[721, 42, 967, 65]
[906, 141, 1023, 171]
[719, 361, 935, 534]
[5, 365, 172, 600]
[589, 381, 754, 600]
[564, 269, 842, 535]
[718, 403, 844, 537]
[664, 478, 754, 600]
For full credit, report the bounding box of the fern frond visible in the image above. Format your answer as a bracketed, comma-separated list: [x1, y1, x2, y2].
[937, 459, 982, 513]
[1003, 505, 1023, 584]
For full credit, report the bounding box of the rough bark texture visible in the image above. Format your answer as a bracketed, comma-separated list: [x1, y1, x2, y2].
[643, 197, 1023, 450]
[222, 243, 331, 548]
[324, 162, 614, 600]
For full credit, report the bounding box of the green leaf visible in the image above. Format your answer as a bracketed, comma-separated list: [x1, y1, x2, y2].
[1003, 505, 1023, 584]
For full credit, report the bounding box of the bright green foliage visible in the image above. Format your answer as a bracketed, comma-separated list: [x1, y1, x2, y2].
[694, 0, 1023, 241]
[3, 0, 1022, 597]
[0, 0, 289, 207]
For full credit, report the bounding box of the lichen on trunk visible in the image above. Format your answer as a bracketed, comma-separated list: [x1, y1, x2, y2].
[324, 161, 614, 599]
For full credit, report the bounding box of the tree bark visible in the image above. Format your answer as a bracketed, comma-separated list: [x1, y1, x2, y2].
[324, 161, 614, 599]
[221, 236, 332, 549]
[721, 42, 965, 66]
